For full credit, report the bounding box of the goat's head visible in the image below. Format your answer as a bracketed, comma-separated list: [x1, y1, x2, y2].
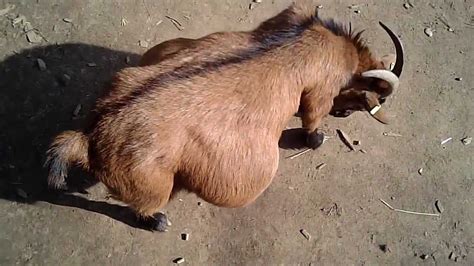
[330, 22, 404, 124]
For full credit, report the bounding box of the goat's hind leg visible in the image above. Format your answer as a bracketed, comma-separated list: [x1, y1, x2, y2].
[119, 168, 175, 232]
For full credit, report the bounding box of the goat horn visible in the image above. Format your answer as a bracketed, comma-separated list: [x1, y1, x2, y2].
[361, 69, 399, 90]
[379, 22, 404, 77]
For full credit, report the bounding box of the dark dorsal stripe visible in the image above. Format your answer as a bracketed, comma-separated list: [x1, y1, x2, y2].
[101, 6, 366, 115]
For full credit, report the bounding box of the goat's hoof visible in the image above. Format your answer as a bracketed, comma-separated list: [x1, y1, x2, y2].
[306, 131, 324, 149]
[139, 212, 169, 232]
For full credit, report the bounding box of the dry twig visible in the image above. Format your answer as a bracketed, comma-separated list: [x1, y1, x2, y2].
[379, 198, 440, 217]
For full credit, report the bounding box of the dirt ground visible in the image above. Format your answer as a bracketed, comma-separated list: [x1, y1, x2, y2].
[0, 0, 473, 265]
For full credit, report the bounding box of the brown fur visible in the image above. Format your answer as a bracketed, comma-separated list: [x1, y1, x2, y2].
[139, 23, 394, 120]
[46, 3, 396, 222]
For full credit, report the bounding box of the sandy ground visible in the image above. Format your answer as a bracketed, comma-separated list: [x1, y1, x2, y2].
[0, 0, 473, 265]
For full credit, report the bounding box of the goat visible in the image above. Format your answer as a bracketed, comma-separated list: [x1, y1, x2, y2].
[45, 3, 404, 231]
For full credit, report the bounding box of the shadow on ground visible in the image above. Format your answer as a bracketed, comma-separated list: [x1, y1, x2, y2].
[0, 44, 137, 206]
[0, 43, 310, 230]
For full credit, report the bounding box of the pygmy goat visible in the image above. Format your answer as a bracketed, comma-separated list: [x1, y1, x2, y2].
[46, 3, 404, 231]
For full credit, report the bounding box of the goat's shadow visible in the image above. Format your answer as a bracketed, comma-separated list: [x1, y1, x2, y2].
[0, 43, 309, 230]
[0, 43, 152, 229]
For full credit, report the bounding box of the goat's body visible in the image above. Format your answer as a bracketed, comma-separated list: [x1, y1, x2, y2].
[48, 4, 400, 227]
[84, 22, 355, 216]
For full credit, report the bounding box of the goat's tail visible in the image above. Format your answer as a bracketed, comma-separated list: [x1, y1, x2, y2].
[44, 130, 89, 189]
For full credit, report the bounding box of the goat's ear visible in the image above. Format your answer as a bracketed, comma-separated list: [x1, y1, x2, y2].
[364, 91, 389, 124]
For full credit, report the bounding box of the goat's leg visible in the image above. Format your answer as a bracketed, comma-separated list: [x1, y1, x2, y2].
[300, 95, 333, 150]
[105, 167, 175, 232]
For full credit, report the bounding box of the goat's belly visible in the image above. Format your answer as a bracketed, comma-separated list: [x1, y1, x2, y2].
[181, 141, 280, 208]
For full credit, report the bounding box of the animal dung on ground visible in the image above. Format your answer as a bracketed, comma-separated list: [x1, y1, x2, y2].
[336, 129, 355, 151]
[299, 229, 311, 240]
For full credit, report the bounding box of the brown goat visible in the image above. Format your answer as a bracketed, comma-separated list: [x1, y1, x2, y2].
[45, 3, 404, 231]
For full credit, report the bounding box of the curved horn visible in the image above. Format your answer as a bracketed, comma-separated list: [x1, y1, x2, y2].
[379, 22, 404, 77]
[361, 69, 399, 90]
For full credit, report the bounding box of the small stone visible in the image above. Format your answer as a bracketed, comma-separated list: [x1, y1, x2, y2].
[139, 40, 149, 48]
[249, 3, 256, 10]
[300, 229, 311, 240]
[449, 251, 457, 261]
[418, 168, 423, 175]
[353, 140, 360, 145]
[26, 30, 42, 43]
[354, 10, 361, 14]
[448, 27, 454, 32]
[379, 244, 390, 253]
[36, 58, 47, 71]
[424, 27, 434, 37]
[59, 74, 71, 85]
[316, 5, 323, 9]
[461, 137, 472, 145]
[454, 77, 462, 81]
[403, 3, 412, 9]
[435, 200, 444, 213]
[16, 188, 27, 199]
[87, 62, 97, 67]
[63, 18, 73, 23]
[125, 56, 131, 64]
[181, 233, 189, 241]
[173, 257, 185, 264]
[197, 201, 202, 206]
[253, 0, 262, 3]
[73, 104, 82, 117]
[359, 149, 367, 154]
[420, 254, 429, 260]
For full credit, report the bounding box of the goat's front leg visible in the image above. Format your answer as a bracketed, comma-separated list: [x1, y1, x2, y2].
[300, 93, 333, 150]
[302, 113, 325, 150]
